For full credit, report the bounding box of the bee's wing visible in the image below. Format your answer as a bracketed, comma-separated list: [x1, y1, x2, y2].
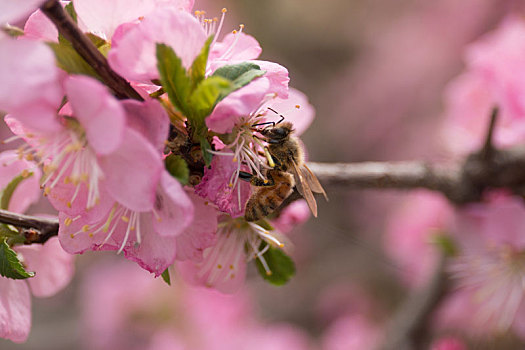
[291, 159, 318, 217]
[302, 164, 328, 201]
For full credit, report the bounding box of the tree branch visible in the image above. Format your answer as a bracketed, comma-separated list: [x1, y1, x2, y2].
[40, 0, 143, 101]
[0, 209, 58, 244]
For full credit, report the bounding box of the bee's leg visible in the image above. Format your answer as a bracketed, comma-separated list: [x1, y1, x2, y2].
[239, 171, 254, 182]
[239, 171, 275, 186]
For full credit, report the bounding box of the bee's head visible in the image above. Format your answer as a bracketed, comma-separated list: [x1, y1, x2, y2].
[261, 122, 294, 143]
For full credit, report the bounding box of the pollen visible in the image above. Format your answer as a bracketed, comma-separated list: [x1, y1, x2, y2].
[21, 169, 30, 178]
[121, 216, 130, 223]
[88, 233, 94, 238]
[64, 176, 71, 184]
[295, 104, 301, 109]
[222, 8, 227, 13]
[82, 225, 90, 232]
[204, 201, 209, 205]
[266, 270, 273, 276]
[229, 265, 234, 270]
[67, 201, 72, 208]
[232, 157, 237, 162]
[230, 274, 235, 279]
[43, 187, 51, 196]
[217, 264, 222, 269]
[228, 183, 233, 188]
[264, 179, 269, 184]
[70, 233, 74, 239]
[279, 243, 285, 248]
[64, 218, 73, 226]
[232, 29, 237, 34]
[25, 153, 34, 161]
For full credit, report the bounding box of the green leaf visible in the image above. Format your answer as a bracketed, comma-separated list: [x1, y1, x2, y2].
[430, 232, 458, 257]
[189, 76, 232, 132]
[64, 2, 78, 23]
[86, 33, 111, 57]
[199, 137, 213, 166]
[255, 246, 295, 286]
[165, 154, 189, 185]
[48, 42, 101, 79]
[1, 173, 33, 210]
[2, 24, 24, 38]
[190, 36, 214, 88]
[0, 238, 35, 279]
[156, 43, 192, 115]
[212, 62, 265, 93]
[161, 268, 171, 285]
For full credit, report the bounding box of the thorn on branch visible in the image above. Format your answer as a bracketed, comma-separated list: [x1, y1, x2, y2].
[480, 106, 499, 161]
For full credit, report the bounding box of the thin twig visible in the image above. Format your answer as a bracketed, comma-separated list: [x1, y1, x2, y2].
[40, 0, 143, 101]
[0, 209, 58, 244]
[378, 255, 449, 350]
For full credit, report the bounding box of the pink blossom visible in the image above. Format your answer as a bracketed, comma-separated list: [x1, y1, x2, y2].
[108, 6, 263, 85]
[0, 278, 31, 343]
[15, 237, 74, 298]
[74, 0, 193, 40]
[0, 39, 62, 133]
[436, 195, 525, 336]
[442, 16, 525, 154]
[0, 0, 44, 25]
[59, 171, 193, 276]
[175, 192, 218, 262]
[81, 259, 311, 350]
[0, 151, 41, 213]
[6, 75, 164, 216]
[272, 199, 311, 234]
[178, 217, 287, 293]
[321, 315, 380, 350]
[0, 147, 73, 343]
[108, 7, 207, 83]
[384, 191, 453, 288]
[194, 151, 251, 218]
[430, 337, 467, 350]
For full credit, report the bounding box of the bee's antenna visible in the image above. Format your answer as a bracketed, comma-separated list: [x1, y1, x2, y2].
[251, 108, 285, 128]
[267, 107, 285, 124]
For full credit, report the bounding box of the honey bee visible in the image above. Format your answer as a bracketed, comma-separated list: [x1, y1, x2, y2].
[241, 111, 328, 222]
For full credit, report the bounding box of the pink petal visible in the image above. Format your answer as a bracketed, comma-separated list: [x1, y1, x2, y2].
[254, 60, 290, 98]
[108, 8, 206, 83]
[268, 88, 315, 136]
[74, 0, 156, 39]
[194, 153, 251, 218]
[65, 76, 125, 155]
[209, 32, 262, 62]
[0, 151, 41, 213]
[0, 0, 44, 24]
[59, 207, 177, 276]
[152, 172, 194, 237]
[0, 40, 62, 132]
[177, 228, 247, 293]
[23, 9, 58, 42]
[206, 77, 270, 134]
[99, 128, 163, 212]
[121, 99, 169, 153]
[15, 237, 74, 298]
[123, 213, 178, 276]
[175, 192, 217, 262]
[0, 278, 31, 343]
